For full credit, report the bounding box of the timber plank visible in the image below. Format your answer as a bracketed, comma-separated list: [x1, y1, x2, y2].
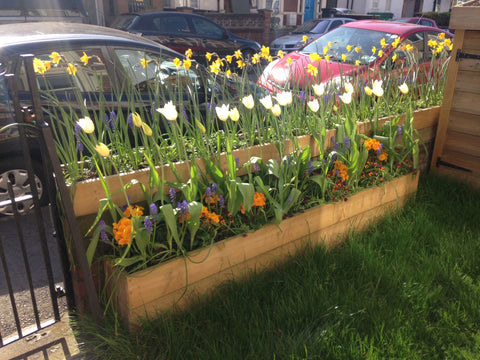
[440, 149, 480, 172]
[450, 7, 480, 30]
[456, 70, 480, 94]
[448, 111, 480, 136]
[452, 90, 480, 116]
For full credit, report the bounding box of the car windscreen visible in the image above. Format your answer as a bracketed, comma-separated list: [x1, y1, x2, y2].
[293, 20, 328, 34]
[300, 26, 399, 65]
[110, 15, 138, 30]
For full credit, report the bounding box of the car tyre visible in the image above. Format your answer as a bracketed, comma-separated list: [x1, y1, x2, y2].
[0, 158, 47, 216]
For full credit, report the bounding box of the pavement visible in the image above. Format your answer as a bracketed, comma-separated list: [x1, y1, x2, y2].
[0, 313, 87, 360]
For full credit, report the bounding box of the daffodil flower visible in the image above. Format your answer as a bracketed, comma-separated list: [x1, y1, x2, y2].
[185, 48, 193, 58]
[95, 143, 110, 157]
[275, 91, 292, 106]
[277, 50, 284, 58]
[173, 58, 182, 68]
[347, 45, 353, 52]
[156, 101, 178, 121]
[215, 104, 230, 121]
[234, 49, 242, 59]
[183, 58, 192, 70]
[380, 38, 387, 48]
[307, 99, 320, 112]
[33, 58, 47, 74]
[260, 95, 273, 110]
[81, 52, 89, 66]
[77, 117, 95, 133]
[303, 35, 308, 43]
[49, 51, 62, 64]
[226, 55, 233, 64]
[309, 53, 321, 62]
[261, 45, 270, 59]
[205, 52, 213, 62]
[307, 64, 318, 77]
[67, 63, 77, 76]
[237, 59, 245, 69]
[241, 95, 255, 110]
[341, 54, 347, 62]
[312, 83, 325, 97]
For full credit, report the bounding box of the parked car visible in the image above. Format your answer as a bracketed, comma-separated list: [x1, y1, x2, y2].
[257, 20, 453, 93]
[393, 17, 439, 28]
[0, 22, 245, 215]
[110, 11, 261, 63]
[321, 8, 355, 18]
[270, 18, 355, 53]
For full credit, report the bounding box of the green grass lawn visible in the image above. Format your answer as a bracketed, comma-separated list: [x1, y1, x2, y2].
[77, 172, 480, 359]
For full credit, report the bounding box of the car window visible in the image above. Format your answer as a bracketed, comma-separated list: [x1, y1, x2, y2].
[113, 48, 204, 98]
[159, 15, 191, 34]
[419, 19, 433, 27]
[391, 32, 425, 67]
[0, 59, 18, 141]
[191, 17, 224, 38]
[329, 20, 343, 31]
[16, 48, 111, 94]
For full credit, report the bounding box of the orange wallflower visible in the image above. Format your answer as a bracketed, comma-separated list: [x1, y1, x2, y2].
[364, 138, 381, 151]
[252, 192, 266, 207]
[378, 150, 388, 162]
[113, 217, 133, 246]
[124, 205, 144, 218]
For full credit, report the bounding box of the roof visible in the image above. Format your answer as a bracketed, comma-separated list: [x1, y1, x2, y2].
[0, 22, 165, 49]
[341, 20, 440, 35]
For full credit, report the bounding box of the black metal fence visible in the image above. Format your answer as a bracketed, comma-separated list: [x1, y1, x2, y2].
[0, 54, 102, 348]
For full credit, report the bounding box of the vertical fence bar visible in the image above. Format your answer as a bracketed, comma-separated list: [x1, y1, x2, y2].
[7, 179, 42, 329]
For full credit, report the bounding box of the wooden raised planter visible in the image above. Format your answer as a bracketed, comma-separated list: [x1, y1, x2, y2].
[108, 172, 419, 329]
[71, 106, 439, 218]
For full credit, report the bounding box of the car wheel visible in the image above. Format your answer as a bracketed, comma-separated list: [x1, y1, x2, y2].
[0, 159, 47, 216]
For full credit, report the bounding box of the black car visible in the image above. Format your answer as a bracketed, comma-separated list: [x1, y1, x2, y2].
[110, 11, 261, 63]
[0, 22, 243, 215]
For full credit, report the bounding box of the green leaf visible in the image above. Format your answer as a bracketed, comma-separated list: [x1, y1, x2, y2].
[238, 182, 255, 212]
[187, 201, 203, 249]
[161, 204, 179, 249]
[266, 159, 280, 178]
[86, 227, 100, 267]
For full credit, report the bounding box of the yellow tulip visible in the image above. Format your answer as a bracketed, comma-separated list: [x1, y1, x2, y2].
[95, 143, 110, 157]
[77, 117, 95, 133]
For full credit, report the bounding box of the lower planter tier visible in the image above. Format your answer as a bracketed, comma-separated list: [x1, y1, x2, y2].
[108, 172, 420, 329]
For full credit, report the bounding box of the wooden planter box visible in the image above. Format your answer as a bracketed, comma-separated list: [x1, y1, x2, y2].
[108, 172, 419, 329]
[71, 106, 439, 218]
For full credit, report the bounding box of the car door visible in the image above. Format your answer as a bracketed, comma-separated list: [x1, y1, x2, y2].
[189, 15, 235, 59]
[135, 13, 202, 58]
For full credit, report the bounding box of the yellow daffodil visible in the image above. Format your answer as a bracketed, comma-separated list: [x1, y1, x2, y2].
[260, 94, 273, 110]
[392, 37, 400, 48]
[271, 104, 282, 116]
[236, 59, 245, 69]
[156, 101, 178, 121]
[132, 112, 143, 127]
[241, 94, 255, 110]
[67, 63, 77, 76]
[49, 51, 62, 64]
[252, 53, 261, 64]
[339, 91, 352, 104]
[277, 50, 284, 58]
[307, 64, 318, 77]
[325, 55, 330, 62]
[372, 79, 384, 97]
[355, 60, 360, 66]
[206, 52, 213, 62]
[141, 58, 149, 68]
[372, 46, 377, 54]
[142, 123, 153, 136]
[267, 55, 273, 62]
[185, 48, 193, 58]
[380, 38, 387, 48]
[225, 69, 232, 78]
[286, 57, 293, 65]
[77, 117, 94, 133]
[209, 62, 220, 74]
[80, 52, 89, 66]
[312, 83, 325, 97]
[355, 46, 360, 53]
[341, 53, 347, 62]
[399, 82, 409, 94]
[215, 103, 230, 121]
[309, 53, 321, 62]
[173, 57, 182, 68]
[234, 49, 242, 59]
[438, 32, 446, 39]
[44, 61, 51, 71]
[328, 41, 333, 48]
[346, 45, 353, 52]
[226, 55, 233, 64]
[33, 58, 47, 74]
[183, 58, 192, 70]
[403, 44, 413, 51]
[392, 53, 398, 62]
[303, 35, 308, 43]
[228, 107, 240, 121]
[364, 86, 373, 96]
[261, 45, 270, 59]
[95, 143, 110, 157]
[428, 39, 438, 48]
[323, 46, 329, 55]
[378, 50, 383, 58]
[275, 91, 292, 106]
[307, 98, 319, 112]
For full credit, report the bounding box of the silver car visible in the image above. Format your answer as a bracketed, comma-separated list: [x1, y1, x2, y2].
[270, 17, 355, 53]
